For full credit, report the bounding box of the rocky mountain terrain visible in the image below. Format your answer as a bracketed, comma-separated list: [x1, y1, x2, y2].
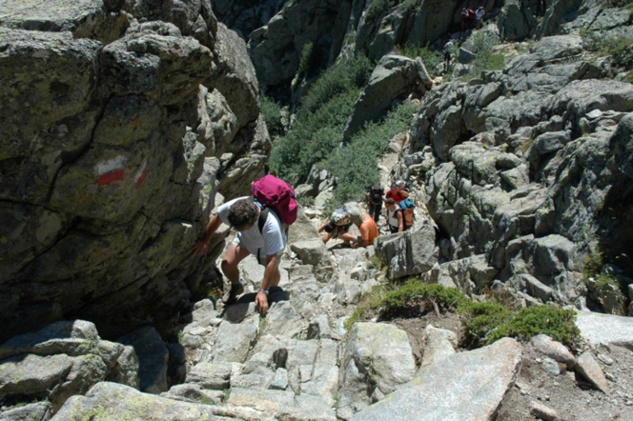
[1, 0, 633, 420]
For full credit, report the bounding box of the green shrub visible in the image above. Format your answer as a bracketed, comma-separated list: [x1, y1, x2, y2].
[297, 42, 315, 80]
[365, 0, 397, 22]
[345, 284, 393, 330]
[458, 301, 514, 347]
[270, 88, 359, 184]
[299, 54, 372, 115]
[486, 305, 581, 347]
[398, 43, 442, 76]
[260, 94, 284, 136]
[582, 250, 603, 279]
[380, 279, 467, 318]
[325, 101, 418, 204]
[269, 54, 373, 184]
[459, 301, 581, 348]
[610, 38, 633, 70]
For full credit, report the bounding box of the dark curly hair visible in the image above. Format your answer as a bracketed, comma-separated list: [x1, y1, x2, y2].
[227, 199, 259, 231]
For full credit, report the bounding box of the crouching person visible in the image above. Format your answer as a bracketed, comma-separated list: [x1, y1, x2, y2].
[318, 209, 353, 245]
[193, 198, 287, 315]
[340, 202, 379, 248]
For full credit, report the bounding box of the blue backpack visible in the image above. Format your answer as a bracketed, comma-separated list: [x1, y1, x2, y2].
[399, 199, 415, 228]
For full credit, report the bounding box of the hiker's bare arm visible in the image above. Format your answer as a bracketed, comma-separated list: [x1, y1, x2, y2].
[355, 224, 370, 248]
[193, 214, 222, 255]
[397, 211, 404, 232]
[256, 254, 279, 315]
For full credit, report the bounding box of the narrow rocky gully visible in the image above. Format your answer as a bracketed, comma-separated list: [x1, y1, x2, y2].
[161, 134, 633, 421]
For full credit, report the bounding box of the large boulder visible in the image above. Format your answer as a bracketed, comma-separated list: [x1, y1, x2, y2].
[0, 0, 268, 342]
[350, 338, 522, 421]
[374, 217, 438, 280]
[344, 55, 432, 140]
[51, 382, 217, 420]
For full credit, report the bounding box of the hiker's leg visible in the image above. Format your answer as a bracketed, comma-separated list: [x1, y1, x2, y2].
[222, 244, 249, 284]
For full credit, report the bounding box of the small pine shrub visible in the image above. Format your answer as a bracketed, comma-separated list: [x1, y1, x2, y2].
[457, 301, 513, 347]
[486, 305, 581, 347]
[365, 0, 397, 22]
[459, 301, 581, 348]
[345, 284, 392, 330]
[610, 38, 633, 70]
[297, 42, 315, 80]
[380, 279, 467, 319]
[582, 250, 603, 279]
[260, 94, 283, 136]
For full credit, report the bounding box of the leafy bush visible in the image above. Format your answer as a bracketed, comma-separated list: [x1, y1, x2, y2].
[610, 37, 633, 70]
[486, 305, 581, 347]
[297, 42, 315, 80]
[458, 301, 513, 347]
[380, 279, 467, 318]
[582, 250, 603, 279]
[345, 284, 393, 330]
[365, 0, 397, 22]
[398, 43, 443, 76]
[582, 30, 633, 70]
[325, 101, 418, 204]
[299, 54, 372, 115]
[269, 54, 373, 184]
[260, 94, 284, 136]
[459, 302, 580, 348]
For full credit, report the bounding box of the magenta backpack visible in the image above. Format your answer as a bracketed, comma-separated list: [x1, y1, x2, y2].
[251, 174, 298, 226]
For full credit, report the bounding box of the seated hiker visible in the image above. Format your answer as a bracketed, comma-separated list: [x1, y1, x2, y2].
[365, 183, 384, 223]
[340, 202, 379, 248]
[318, 209, 353, 245]
[384, 198, 404, 233]
[385, 180, 409, 204]
[193, 197, 286, 315]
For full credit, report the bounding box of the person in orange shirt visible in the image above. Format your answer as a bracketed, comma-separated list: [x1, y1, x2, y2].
[339, 202, 379, 248]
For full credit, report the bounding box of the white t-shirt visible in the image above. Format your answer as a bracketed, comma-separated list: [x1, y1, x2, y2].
[386, 207, 401, 229]
[217, 196, 286, 257]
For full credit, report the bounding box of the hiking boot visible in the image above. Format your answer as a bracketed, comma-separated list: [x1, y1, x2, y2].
[222, 282, 244, 305]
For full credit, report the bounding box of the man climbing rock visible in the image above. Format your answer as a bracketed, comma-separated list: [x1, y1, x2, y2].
[193, 198, 286, 315]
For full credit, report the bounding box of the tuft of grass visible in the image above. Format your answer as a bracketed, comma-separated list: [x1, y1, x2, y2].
[345, 284, 393, 330]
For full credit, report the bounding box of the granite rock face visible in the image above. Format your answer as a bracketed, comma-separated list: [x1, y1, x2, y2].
[0, 0, 269, 342]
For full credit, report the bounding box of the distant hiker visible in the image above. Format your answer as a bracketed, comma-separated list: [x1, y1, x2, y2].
[475, 6, 485, 29]
[399, 197, 415, 231]
[318, 209, 353, 245]
[193, 197, 286, 316]
[384, 198, 404, 233]
[365, 183, 385, 223]
[443, 38, 456, 74]
[385, 180, 409, 204]
[461, 7, 475, 30]
[340, 202, 379, 248]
